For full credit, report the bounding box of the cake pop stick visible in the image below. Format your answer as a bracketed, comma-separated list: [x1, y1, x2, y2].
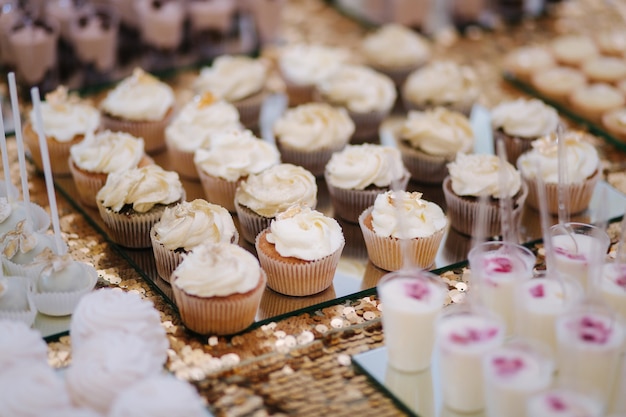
[535, 160, 557, 273]
[390, 171, 414, 270]
[496, 138, 515, 244]
[7, 73, 31, 216]
[0, 105, 15, 201]
[556, 124, 570, 226]
[30, 87, 65, 255]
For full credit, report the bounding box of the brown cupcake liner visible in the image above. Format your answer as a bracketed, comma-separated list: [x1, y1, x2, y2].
[166, 144, 199, 181]
[280, 69, 315, 107]
[493, 129, 535, 166]
[233, 89, 267, 131]
[97, 201, 168, 249]
[198, 168, 241, 213]
[172, 271, 267, 335]
[33, 263, 98, 316]
[401, 96, 473, 117]
[523, 168, 601, 215]
[100, 109, 173, 154]
[358, 207, 445, 271]
[276, 141, 346, 177]
[68, 158, 108, 208]
[442, 176, 528, 237]
[324, 171, 409, 223]
[369, 63, 419, 89]
[255, 229, 345, 296]
[234, 202, 274, 244]
[258, 285, 336, 320]
[23, 122, 83, 176]
[395, 136, 454, 184]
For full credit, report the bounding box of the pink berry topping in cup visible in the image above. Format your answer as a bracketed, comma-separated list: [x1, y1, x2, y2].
[570, 315, 612, 345]
[484, 256, 513, 274]
[403, 280, 430, 300]
[555, 246, 586, 261]
[492, 356, 525, 377]
[449, 326, 499, 345]
[546, 395, 567, 411]
[529, 283, 545, 298]
[615, 275, 626, 290]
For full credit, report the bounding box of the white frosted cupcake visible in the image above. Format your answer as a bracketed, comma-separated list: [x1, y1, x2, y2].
[324, 144, 409, 223]
[100, 68, 175, 154]
[315, 64, 396, 142]
[193, 55, 269, 130]
[581, 56, 626, 84]
[396, 107, 474, 183]
[530, 66, 587, 105]
[602, 107, 626, 142]
[23, 86, 100, 176]
[503, 45, 556, 83]
[358, 190, 447, 271]
[549, 34, 599, 67]
[517, 131, 601, 215]
[194, 129, 280, 212]
[0, 319, 48, 368]
[68, 130, 151, 208]
[150, 199, 239, 283]
[568, 83, 625, 124]
[255, 205, 345, 296]
[171, 242, 267, 335]
[490, 98, 559, 164]
[234, 163, 317, 244]
[165, 93, 243, 180]
[402, 60, 480, 116]
[360, 23, 431, 87]
[0, 276, 37, 327]
[278, 43, 352, 107]
[443, 153, 527, 237]
[273, 102, 354, 176]
[96, 165, 185, 248]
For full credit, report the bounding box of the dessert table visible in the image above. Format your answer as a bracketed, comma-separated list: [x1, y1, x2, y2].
[6, 0, 626, 415]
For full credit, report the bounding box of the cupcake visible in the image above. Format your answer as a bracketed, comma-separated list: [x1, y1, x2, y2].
[193, 55, 269, 130]
[358, 190, 447, 271]
[502, 45, 556, 83]
[549, 34, 599, 67]
[601, 107, 626, 142]
[96, 165, 186, 248]
[580, 56, 626, 84]
[171, 242, 267, 335]
[490, 98, 559, 164]
[315, 64, 396, 143]
[595, 28, 626, 57]
[273, 102, 355, 176]
[150, 199, 239, 283]
[360, 23, 431, 87]
[164, 93, 243, 180]
[255, 205, 345, 296]
[234, 163, 317, 244]
[324, 143, 409, 223]
[530, 66, 587, 104]
[68, 130, 151, 208]
[517, 131, 601, 215]
[443, 153, 528, 237]
[278, 43, 352, 107]
[0, 276, 37, 327]
[194, 129, 280, 212]
[0, 319, 48, 368]
[395, 107, 474, 183]
[568, 83, 625, 124]
[22, 86, 100, 176]
[99, 68, 175, 154]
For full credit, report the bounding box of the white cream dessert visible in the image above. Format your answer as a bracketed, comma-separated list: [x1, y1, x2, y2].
[134, 0, 186, 50]
[70, 130, 145, 174]
[187, 0, 236, 33]
[278, 43, 351, 87]
[361, 24, 431, 71]
[193, 55, 268, 102]
[491, 98, 559, 140]
[378, 270, 446, 372]
[402, 61, 480, 114]
[9, 19, 58, 85]
[526, 389, 604, 417]
[0, 319, 48, 369]
[70, 6, 118, 72]
[0, 197, 49, 237]
[600, 262, 626, 321]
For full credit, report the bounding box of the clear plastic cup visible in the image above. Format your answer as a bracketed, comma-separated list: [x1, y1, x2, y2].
[434, 304, 506, 413]
[378, 268, 447, 373]
[599, 262, 626, 322]
[468, 241, 536, 336]
[526, 388, 604, 417]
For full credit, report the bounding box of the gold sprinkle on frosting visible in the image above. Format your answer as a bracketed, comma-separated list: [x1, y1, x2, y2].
[197, 92, 217, 108]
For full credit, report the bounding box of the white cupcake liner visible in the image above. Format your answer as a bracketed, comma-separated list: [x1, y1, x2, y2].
[97, 201, 169, 249]
[277, 141, 346, 177]
[0, 276, 37, 327]
[255, 229, 345, 296]
[32, 263, 98, 316]
[26, 202, 51, 233]
[2, 259, 44, 283]
[197, 167, 240, 213]
[68, 157, 108, 208]
[280, 70, 315, 107]
[493, 129, 534, 166]
[171, 271, 267, 335]
[394, 136, 454, 184]
[358, 206, 445, 271]
[233, 89, 267, 131]
[100, 110, 173, 155]
[150, 228, 184, 283]
[235, 202, 274, 244]
[166, 144, 199, 181]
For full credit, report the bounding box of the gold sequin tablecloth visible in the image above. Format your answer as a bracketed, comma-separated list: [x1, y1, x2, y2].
[8, 1, 626, 416]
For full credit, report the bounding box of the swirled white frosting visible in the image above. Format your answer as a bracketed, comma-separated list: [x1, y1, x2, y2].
[173, 242, 261, 297]
[517, 131, 600, 184]
[193, 55, 268, 101]
[70, 130, 145, 173]
[325, 144, 406, 190]
[371, 191, 447, 239]
[165, 94, 243, 152]
[100, 68, 174, 121]
[69, 288, 168, 357]
[531, 67, 586, 94]
[503, 45, 555, 76]
[400, 108, 474, 156]
[550, 34, 598, 65]
[491, 98, 559, 138]
[0, 319, 47, 369]
[402, 61, 479, 109]
[447, 153, 521, 198]
[570, 83, 625, 109]
[97, 165, 184, 213]
[29, 86, 100, 142]
[194, 129, 280, 181]
[153, 199, 237, 251]
[273, 103, 355, 150]
[65, 331, 165, 414]
[279, 43, 351, 86]
[236, 163, 317, 217]
[316, 64, 396, 113]
[109, 375, 208, 417]
[361, 23, 431, 68]
[266, 205, 344, 261]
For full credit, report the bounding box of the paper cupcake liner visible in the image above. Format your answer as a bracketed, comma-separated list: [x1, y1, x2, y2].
[150, 228, 185, 283]
[401, 97, 473, 117]
[369, 64, 419, 89]
[23, 122, 83, 176]
[277, 141, 345, 177]
[172, 271, 266, 335]
[233, 89, 267, 131]
[347, 108, 388, 144]
[2, 259, 44, 283]
[0, 277, 37, 327]
[281, 72, 315, 107]
[197, 167, 240, 213]
[100, 110, 172, 154]
[358, 207, 444, 271]
[97, 201, 169, 248]
[523, 168, 601, 215]
[395, 137, 454, 184]
[324, 171, 409, 223]
[258, 285, 336, 320]
[235, 202, 273, 244]
[68, 158, 108, 208]
[166, 144, 199, 181]
[255, 229, 345, 296]
[493, 129, 535, 165]
[442, 176, 528, 237]
[32, 263, 98, 316]
[25, 202, 51, 233]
